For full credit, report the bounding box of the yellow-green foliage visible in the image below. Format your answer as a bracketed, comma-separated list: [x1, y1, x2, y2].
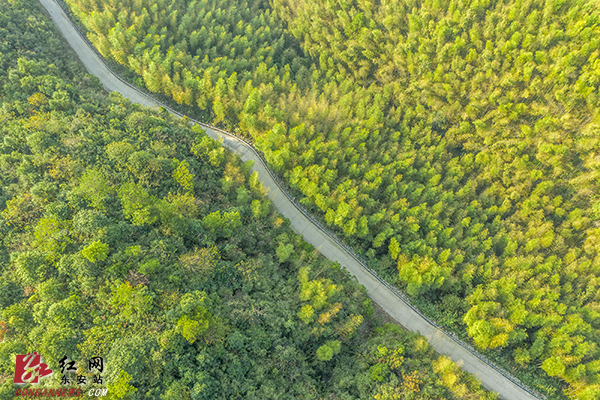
[173, 159, 194, 192]
[298, 266, 340, 311]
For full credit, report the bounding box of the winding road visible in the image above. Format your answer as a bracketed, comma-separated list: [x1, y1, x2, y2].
[38, 0, 542, 398]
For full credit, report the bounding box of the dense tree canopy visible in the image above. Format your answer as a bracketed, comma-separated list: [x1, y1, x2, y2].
[0, 1, 495, 399]
[64, 0, 600, 397]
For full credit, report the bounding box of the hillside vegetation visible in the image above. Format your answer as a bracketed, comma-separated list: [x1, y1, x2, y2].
[0, 0, 496, 399]
[63, 0, 600, 397]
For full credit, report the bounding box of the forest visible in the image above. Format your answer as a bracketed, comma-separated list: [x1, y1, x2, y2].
[0, 0, 497, 399]
[59, 0, 600, 398]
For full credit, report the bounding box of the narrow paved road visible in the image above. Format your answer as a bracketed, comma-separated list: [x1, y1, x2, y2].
[38, 1, 541, 398]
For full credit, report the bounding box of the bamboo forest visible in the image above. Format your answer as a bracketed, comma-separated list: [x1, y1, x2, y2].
[0, 0, 599, 398]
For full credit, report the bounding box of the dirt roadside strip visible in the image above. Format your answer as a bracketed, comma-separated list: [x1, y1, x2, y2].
[37, 1, 544, 398]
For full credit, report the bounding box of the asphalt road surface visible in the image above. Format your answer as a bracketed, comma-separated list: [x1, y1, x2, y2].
[38, 1, 542, 398]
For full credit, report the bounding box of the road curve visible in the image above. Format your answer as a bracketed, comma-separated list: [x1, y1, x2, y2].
[38, 1, 542, 398]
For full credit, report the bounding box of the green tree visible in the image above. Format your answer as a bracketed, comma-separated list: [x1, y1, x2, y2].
[276, 242, 294, 263]
[81, 240, 109, 263]
[202, 210, 242, 238]
[33, 217, 71, 264]
[108, 370, 138, 399]
[176, 291, 211, 344]
[173, 159, 194, 192]
[118, 182, 157, 225]
[317, 340, 341, 361]
[542, 356, 566, 378]
[389, 237, 400, 260]
[75, 169, 114, 212]
[110, 281, 153, 320]
[12, 251, 48, 286]
[397, 255, 452, 296]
